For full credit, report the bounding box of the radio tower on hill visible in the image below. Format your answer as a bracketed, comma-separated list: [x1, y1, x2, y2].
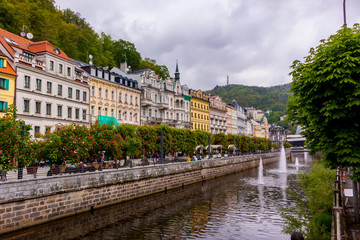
[227, 75, 229, 86]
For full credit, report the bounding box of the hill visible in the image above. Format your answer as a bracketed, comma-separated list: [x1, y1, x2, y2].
[0, 0, 169, 78]
[205, 83, 291, 112]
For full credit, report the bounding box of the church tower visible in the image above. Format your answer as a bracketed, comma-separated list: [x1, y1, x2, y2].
[175, 60, 180, 81]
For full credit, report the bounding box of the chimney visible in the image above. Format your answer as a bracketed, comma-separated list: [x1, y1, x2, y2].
[120, 62, 127, 72]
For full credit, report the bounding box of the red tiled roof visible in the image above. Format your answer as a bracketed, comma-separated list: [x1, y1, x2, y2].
[28, 41, 72, 61]
[0, 57, 17, 76]
[0, 28, 71, 62]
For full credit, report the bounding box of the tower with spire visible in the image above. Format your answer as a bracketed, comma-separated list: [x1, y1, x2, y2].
[175, 60, 180, 81]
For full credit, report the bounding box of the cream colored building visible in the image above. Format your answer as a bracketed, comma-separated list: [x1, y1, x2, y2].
[76, 61, 141, 126]
[209, 95, 227, 134]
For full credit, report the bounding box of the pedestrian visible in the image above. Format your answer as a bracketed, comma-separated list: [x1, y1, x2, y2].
[291, 232, 304, 240]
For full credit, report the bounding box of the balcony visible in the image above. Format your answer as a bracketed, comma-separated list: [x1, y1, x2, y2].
[142, 97, 154, 106]
[158, 101, 169, 109]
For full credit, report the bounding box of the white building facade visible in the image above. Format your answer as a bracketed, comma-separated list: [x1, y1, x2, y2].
[209, 95, 227, 134]
[0, 29, 90, 136]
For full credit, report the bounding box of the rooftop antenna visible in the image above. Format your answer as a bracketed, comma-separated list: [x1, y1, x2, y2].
[343, 0, 347, 27]
[20, 25, 33, 40]
[227, 75, 229, 85]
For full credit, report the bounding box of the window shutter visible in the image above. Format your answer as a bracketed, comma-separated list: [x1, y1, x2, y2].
[5, 101, 8, 110]
[5, 79, 9, 90]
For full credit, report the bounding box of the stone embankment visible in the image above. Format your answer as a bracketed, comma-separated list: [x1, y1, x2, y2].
[0, 152, 283, 235]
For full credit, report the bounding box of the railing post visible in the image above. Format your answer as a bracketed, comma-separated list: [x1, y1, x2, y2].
[160, 131, 164, 164]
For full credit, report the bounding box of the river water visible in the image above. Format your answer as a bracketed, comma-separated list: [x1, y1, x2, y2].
[3, 160, 308, 240]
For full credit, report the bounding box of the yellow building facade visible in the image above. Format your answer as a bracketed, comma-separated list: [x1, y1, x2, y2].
[0, 52, 16, 117]
[190, 89, 210, 132]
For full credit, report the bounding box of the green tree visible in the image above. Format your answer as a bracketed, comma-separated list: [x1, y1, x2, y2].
[113, 39, 142, 70]
[281, 161, 334, 239]
[287, 25, 360, 180]
[0, 105, 34, 170]
[137, 58, 170, 80]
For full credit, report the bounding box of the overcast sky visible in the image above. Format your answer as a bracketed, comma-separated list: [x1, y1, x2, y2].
[55, 0, 360, 90]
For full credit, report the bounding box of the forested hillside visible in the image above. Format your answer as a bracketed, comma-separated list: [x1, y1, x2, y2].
[0, 0, 169, 78]
[205, 83, 291, 111]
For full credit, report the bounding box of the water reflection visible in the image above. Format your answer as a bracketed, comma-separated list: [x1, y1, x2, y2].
[2, 162, 308, 240]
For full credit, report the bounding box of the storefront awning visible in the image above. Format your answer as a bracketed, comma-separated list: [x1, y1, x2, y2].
[97, 116, 119, 126]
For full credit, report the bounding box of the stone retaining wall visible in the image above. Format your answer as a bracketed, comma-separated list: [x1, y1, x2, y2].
[0, 152, 282, 235]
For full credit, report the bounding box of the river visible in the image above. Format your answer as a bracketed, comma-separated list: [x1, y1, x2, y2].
[3, 159, 308, 240]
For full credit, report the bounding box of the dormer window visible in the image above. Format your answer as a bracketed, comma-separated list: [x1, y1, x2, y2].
[53, 48, 60, 55]
[3, 37, 18, 46]
[22, 52, 34, 62]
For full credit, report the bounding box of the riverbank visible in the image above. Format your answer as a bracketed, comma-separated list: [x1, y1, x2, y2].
[0, 151, 286, 235]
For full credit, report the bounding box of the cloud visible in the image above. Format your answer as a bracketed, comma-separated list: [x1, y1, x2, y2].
[55, 0, 360, 90]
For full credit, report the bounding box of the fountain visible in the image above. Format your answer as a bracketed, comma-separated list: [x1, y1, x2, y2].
[279, 146, 287, 172]
[295, 157, 300, 166]
[258, 157, 264, 184]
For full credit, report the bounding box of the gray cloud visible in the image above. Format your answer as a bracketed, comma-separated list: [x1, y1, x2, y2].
[56, 0, 360, 90]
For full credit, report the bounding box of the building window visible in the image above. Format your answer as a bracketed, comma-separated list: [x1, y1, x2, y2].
[67, 107, 72, 118]
[118, 92, 122, 102]
[98, 107, 101, 116]
[135, 97, 138, 105]
[118, 110, 121, 120]
[124, 111, 127, 121]
[130, 112, 132, 122]
[125, 94, 127, 103]
[36, 79, 41, 91]
[46, 103, 51, 115]
[83, 91, 87, 102]
[45, 126, 51, 134]
[105, 89, 108, 99]
[104, 108, 108, 116]
[59, 64, 63, 74]
[24, 100, 29, 112]
[91, 105, 95, 116]
[98, 88, 102, 98]
[134, 113, 137, 122]
[35, 102, 41, 113]
[58, 84, 62, 96]
[34, 126, 40, 137]
[67, 67, 71, 76]
[68, 87, 72, 98]
[149, 109, 152, 117]
[111, 91, 114, 101]
[82, 110, 86, 120]
[76, 89, 80, 100]
[0, 101, 8, 112]
[50, 60, 54, 71]
[24, 76, 30, 88]
[47, 82, 52, 93]
[57, 105, 62, 116]
[75, 108, 79, 119]
[91, 86, 95, 96]
[0, 58, 4, 68]
[0, 78, 9, 90]
[130, 95, 133, 104]
[111, 109, 114, 117]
